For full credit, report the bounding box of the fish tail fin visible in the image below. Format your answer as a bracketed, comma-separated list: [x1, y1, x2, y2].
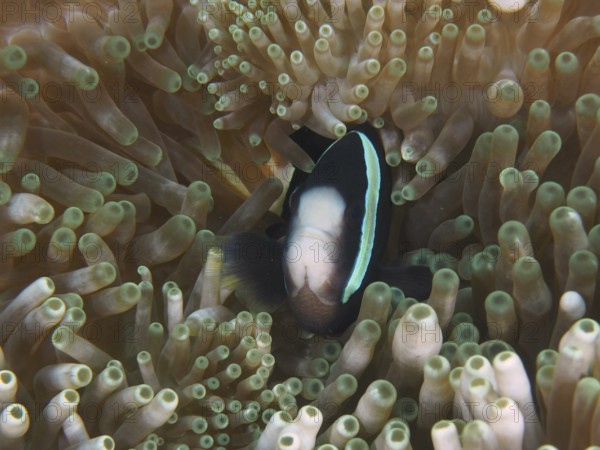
[378, 264, 434, 300]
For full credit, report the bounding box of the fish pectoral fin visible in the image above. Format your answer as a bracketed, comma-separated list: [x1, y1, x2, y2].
[378, 264, 434, 301]
[265, 222, 289, 241]
[221, 232, 287, 312]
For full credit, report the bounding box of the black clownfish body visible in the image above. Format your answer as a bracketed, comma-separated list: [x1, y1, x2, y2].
[282, 130, 391, 334]
[221, 124, 430, 335]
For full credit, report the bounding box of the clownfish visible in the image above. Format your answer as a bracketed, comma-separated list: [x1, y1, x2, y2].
[222, 124, 431, 335]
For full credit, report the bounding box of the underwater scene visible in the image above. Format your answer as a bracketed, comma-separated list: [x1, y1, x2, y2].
[0, 0, 599, 449]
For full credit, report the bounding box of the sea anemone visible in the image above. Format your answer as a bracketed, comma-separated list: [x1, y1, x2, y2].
[1, 0, 600, 448]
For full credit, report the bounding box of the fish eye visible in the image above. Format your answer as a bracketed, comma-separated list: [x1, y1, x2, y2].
[345, 203, 364, 224]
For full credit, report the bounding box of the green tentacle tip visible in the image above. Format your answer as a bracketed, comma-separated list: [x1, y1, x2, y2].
[78, 188, 104, 213]
[535, 130, 561, 153]
[575, 93, 600, 115]
[389, 57, 406, 76]
[550, 206, 581, 230]
[481, 340, 513, 361]
[567, 186, 596, 209]
[133, 37, 147, 52]
[51, 325, 73, 346]
[537, 181, 565, 207]
[106, 36, 131, 60]
[172, 214, 196, 233]
[333, 123, 347, 138]
[77, 67, 100, 90]
[401, 185, 416, 201]
[364, 281, 392, 302]
[116, 162, 139, 186]
[163, 73, 183, 93]
[37, 202, 55, 224]
[18, 77, 38, 99]
[466, 24, 485, 41]
[21, 173, 40, 193]
[63, 207, 84, 229]
[92, 261, 118, 284]
[422, 95, 438, 112]
[356, 319, 381, 342]
[416, 159, 435, 176]
[485, 291, 513, 314]
[116, 123, 139, 146]
[555, 51, 579, 74]
[527, 48, 550, 70]
[450, 322, 480, 344]
[498, 220, 529, 242]
[432, 268, 460, 289]
[118, 282, 142, 305]
[442, 23, 459, 38]
[391, 189, 405, 205]
[7, 228, 36, 255]
[1, 45, 27, 70]
[530, 99, 551, 117]
[92, 173, 117, 196]
[0, 181, 12, 205]
[101, 201, 125, 222]
[385, 153, 401, 167]
[569, 250, 598, 277]
[457, 215, 474, 232]
[51, 227, 76, 246]
[493, 124, 519, 143]
[144, 31, 163, 50]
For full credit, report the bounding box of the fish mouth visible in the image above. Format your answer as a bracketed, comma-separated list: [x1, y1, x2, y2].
[284, 272, 340, 307]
